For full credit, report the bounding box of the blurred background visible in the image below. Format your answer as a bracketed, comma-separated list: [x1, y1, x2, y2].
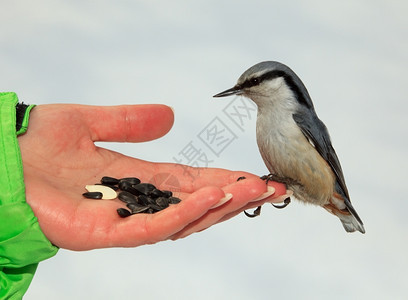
[2, 1, 407, 299]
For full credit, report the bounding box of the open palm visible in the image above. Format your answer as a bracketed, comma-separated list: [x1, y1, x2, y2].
[18, 104, 287, 251]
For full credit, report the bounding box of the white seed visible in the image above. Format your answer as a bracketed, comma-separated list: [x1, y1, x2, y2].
[85, 185, 117, 200]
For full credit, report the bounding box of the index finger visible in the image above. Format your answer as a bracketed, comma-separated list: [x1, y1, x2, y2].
[146, 162, 287, 195]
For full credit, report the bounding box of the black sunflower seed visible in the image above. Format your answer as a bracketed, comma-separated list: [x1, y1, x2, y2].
[149, 188, 165, 198]
[133, 183, 156, 196]
[162, 190, 173, 198]
[127, 203, 150, 214]
[147, 197, 157, 205]
[168, 197, 181, 204]
[118, 180, 131, 190]
[120, 177, 141, 185]
[148, 203, 163, 212]
[119, 181, 140, 195]
[101, 176, 120, 185]
[118, 191, 138, 204]
[156, 197, 170, 208]
[83, 192, 103, 199]
[137, 195, 151, 206]
[117, 208, 132, 218]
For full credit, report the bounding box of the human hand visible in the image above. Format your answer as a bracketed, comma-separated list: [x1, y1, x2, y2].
[18, 104, 288, 251]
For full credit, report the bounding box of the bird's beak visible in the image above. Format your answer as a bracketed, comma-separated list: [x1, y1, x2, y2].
[213, 85, 242, 98]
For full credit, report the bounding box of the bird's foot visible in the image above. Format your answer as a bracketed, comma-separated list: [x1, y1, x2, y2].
[237, 175, 291, 215]
[244, 206, 262, 218]
[260, 174, 273, 183]
[260, 173, 299, 186]
[260, 174, 294, 209]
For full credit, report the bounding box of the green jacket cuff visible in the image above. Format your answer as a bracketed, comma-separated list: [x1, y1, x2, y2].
[0, 92, 58, 299]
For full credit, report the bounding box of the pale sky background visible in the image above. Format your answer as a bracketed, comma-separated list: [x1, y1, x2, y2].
[2, 1, 407, 299]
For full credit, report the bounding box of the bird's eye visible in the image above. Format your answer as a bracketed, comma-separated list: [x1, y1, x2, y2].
[250, 78, 259, 86]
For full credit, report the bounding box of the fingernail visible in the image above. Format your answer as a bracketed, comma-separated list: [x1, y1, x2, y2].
[211, 193, 233, 208]
[251, 186, 276, 202]
[267, 189, 294, 204]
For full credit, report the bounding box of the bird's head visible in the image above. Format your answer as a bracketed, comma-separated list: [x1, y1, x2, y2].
[214, 61, 314, 111]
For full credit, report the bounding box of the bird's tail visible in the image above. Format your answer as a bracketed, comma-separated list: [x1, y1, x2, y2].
[324, 193, 365, 234]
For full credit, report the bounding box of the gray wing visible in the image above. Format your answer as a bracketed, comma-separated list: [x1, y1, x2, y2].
[293, 112, 365, 227]
[292, 112, 350, 200]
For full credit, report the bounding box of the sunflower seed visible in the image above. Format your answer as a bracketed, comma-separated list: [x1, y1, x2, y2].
[82, 192, 103, 199]
[118, 181, 140, 195]
[149, 188, 166, 198]
[162, 190, 173, 198]
[168, 197, 182, 204]
[148, 203, 163, 212]
[118, 191, 138, 204]
[156, 197, 170, 208]
[117, 208, 132, 218]
[119, 177, 141, 185]
[127, 203, 150, 214]
[101, 176, 120, 185]
[137, 195, 151, 206]
[85, 185, 117, 200]
[118, 180, 131, 190]
[133, 183, 156, 196]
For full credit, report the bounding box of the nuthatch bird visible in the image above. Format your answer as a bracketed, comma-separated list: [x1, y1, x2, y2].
[214, 61, 365, 233]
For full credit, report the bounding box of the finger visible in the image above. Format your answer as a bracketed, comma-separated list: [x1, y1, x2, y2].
[144, 162, 281, 193]
[79, 104, 174, 142]
[156, 163, 287, 196]
[170, 177, 272, 240]
[108, 186, 227, 247]
[265, 181, 287, 201]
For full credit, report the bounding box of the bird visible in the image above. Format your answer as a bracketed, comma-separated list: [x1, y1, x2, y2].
[213, 61, 365, 233]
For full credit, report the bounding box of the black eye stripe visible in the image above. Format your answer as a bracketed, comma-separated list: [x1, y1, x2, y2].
[240, 70, 312, 108]
[241, 70, 286, 89]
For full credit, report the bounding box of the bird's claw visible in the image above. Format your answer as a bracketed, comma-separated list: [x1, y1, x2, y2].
[272, 197, 291, 209]
[244, 206, 262, 218]
[237, 177, 263, 217]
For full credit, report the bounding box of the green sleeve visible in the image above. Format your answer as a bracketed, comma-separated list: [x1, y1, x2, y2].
[0, 92, 58, 299]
